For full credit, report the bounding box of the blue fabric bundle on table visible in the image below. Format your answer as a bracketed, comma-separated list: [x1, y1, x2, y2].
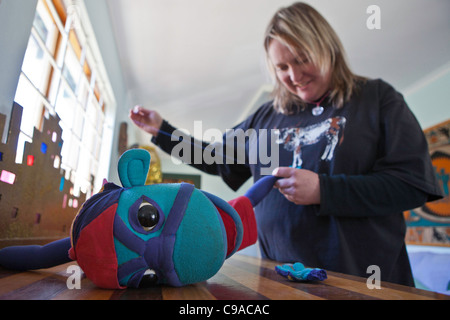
[275, 262, 327, 282]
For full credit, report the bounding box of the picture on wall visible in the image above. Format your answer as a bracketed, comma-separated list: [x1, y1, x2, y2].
[405, 119, 450, 246]
[162, 173, 201, 189]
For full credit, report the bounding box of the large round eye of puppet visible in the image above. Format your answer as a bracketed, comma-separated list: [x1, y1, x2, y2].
[138, 201, 159, 231]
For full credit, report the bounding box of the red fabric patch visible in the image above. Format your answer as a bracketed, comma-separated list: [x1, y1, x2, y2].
[218, 207, 236, 257]
[218, 196, 257, 256]
[72, 203, 124, 289]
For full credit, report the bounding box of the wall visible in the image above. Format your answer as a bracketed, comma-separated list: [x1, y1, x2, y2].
[404, 63, 450, 129]
[0, 0, 38, 143]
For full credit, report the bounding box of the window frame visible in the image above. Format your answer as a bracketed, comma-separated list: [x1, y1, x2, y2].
[14, 0, 116, 197]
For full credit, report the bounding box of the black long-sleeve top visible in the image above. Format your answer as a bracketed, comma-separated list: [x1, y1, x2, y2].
[152, 79, 443, 286]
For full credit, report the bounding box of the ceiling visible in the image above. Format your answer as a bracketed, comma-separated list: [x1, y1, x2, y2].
[106, 0, 450, 144]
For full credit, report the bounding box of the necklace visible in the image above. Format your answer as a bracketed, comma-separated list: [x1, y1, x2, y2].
[309, 91, 330, 116]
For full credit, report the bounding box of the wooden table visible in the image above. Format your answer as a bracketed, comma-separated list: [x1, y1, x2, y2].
[0, 254, 448, 301]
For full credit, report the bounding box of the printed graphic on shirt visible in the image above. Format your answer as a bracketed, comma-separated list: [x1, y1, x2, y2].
[274, 117, 346, 168]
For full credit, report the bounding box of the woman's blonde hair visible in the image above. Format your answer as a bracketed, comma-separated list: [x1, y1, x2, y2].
[264, 2, 364, 114]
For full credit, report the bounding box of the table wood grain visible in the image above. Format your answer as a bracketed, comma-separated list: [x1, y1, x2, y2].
[0, 254, 448, 300]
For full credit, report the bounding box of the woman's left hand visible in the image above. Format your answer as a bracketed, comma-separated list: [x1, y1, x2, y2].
[272, 167, 321, 205]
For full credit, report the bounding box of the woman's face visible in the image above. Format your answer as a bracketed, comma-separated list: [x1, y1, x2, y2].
[268, 38, 332, 102]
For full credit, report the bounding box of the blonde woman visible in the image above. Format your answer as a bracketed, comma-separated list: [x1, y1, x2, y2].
[130, 2, 442, 286]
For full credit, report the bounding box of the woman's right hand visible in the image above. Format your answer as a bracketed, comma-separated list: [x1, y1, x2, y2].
[129, 105, 163, 136]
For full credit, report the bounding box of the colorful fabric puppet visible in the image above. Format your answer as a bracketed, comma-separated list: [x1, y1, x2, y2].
[0, 149, 279, 289]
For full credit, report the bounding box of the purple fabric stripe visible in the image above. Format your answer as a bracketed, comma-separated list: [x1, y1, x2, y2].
[113, 216, 146, 255]
[117, 257, 147, 282]
[162, 183, 194, 236]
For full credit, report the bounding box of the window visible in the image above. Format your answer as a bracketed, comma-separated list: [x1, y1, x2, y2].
[14, 0, 115, 197]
